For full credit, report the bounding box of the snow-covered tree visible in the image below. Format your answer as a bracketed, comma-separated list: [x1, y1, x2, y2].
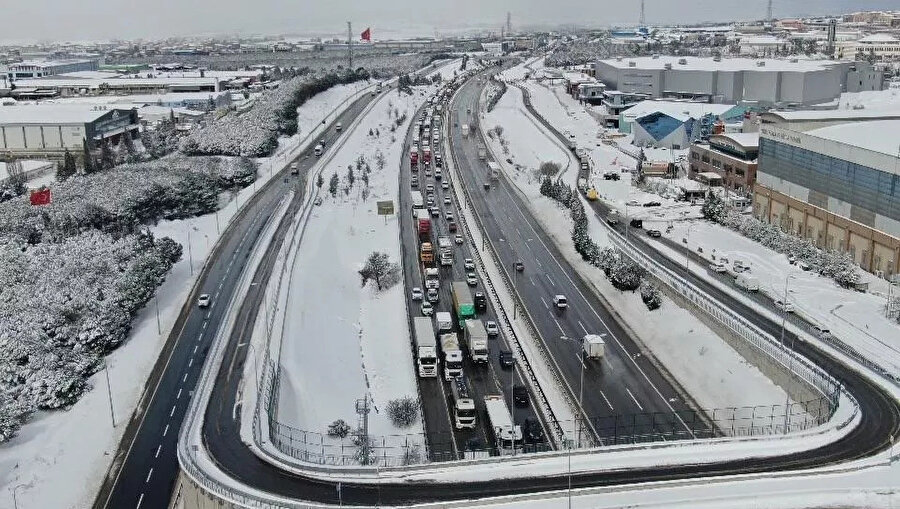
[387, 396, 419, 428]
[359, 251, 400, 291]
[329, 172, 339, 197]
[640, 281, 662, 310]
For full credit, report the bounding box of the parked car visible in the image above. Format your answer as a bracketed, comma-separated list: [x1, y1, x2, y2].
[498, 350, 514, 369]
[197, 294, 211, 308]
[646, 229, 662, 238]
[485, 320, 499, 337]
[466, 272, 478, 286]
[513, 385, 529, 407]
[774, 299, 795, 313]
[411, 287, 423, 300]
[709, 261, 727, 273]
[642, 201, 662, 207]
[421, 301, 434, 316]
[553, 294, 568, 309]
[464, 258, 475, 270]
[812, 324, 832, 339]
[454, 234, 464, 245]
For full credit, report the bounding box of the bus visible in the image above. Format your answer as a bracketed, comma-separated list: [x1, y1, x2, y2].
[483, 395, 523, 455]
[450, 377, 476, 429]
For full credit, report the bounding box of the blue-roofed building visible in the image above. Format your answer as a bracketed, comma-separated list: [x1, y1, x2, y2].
[621, 100, 746, 149]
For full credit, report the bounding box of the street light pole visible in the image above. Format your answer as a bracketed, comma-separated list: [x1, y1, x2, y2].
[684, 223, 697, 271]
[187, 228, 194, 276]
[105, 362, 116, 428]
[509, 353, 515, 455]
[781, 273, 795, 434]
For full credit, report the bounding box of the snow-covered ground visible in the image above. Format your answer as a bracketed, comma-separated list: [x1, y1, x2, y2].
[274, 88, 428, 460]
[836, 88, 900, 111]
[484, 73, 802, 415]
[0, 81, 374, 509]
[653, 220, 900, 378]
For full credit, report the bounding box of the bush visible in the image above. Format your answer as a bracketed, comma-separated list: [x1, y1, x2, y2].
[640, 281, 662, 310]
[387, 396, 419, 428]
[539, 161, 561, 178]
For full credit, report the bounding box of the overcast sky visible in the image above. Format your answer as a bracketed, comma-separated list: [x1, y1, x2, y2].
[4, 0, 898, 43]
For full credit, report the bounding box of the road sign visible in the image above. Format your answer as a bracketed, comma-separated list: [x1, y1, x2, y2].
[376, 200, 394, 215]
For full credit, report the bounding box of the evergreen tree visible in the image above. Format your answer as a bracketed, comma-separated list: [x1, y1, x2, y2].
[329, 172, 339, 197]
[82, 138, 95, 174]
[58, 149, 77, 181]
[100, 140, 116, 170]
[316, 173, 324, 189]
[540, 177, 552, 197]
[347, 166, 355, 188]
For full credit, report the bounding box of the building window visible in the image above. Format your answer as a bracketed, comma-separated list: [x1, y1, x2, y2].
[712, 159, 722, 168]
[692, 152, 699, 160]
[735, 168, 745, 177]
[701, 154, 710, 163]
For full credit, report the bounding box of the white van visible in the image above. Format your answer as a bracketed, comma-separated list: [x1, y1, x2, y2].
[314, 144, 324, 156]
[812, 324, 832, 339]
[735, 273, 760, 292]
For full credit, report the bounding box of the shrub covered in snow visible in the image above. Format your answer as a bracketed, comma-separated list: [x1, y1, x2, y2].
[327, 419, 352, 438]
[640, 281, 662, 310]
[485, 78, 508, 112]
[387, 396, 419, 428]
[180, 69, 369, 157]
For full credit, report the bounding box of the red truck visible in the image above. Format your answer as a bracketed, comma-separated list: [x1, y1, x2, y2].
[415, 208, 431, 239]
[423, 147, 432, 164]
[410, 146, 419, 166]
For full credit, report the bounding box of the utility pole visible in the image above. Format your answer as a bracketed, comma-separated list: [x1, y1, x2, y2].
[347, 21, 353, 71]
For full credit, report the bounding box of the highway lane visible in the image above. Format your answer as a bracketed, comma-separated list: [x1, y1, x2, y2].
[449, 69, 707, 444]
[95, 89, 380, 509]
[179, 70, 900, 507]
[398, 97, 551, 460]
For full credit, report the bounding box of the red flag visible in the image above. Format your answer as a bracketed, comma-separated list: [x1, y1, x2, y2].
[29, 188, 52, 206]
[360, 28, 371, 41]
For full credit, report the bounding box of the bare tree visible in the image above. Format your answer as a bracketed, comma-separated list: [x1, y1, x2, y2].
[358, 251, 400, 291]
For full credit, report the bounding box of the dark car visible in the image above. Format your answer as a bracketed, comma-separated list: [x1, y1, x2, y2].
[514, 261, 524, 272]
[448, 221, 458, 232]
[629, 218, 643, 229]
[474, 291, 487, 312]
[499, 350, 514, 369]
[642, 201, 662, 207]
[647, 229, 662, 238]
[512, 385, 528, 407]
[522, 418, 544, 444]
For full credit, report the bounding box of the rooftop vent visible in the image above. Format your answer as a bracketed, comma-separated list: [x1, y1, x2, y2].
[757, 60, 766, 67]
[664, 63, 673, 70]
[628, 61, 637, 67]
[678, 58, 687, 65]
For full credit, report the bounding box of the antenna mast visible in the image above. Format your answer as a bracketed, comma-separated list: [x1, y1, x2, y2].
[347, 21, 353, 70]
[766, 0, 773, 21]
[639, 0, 646, 26]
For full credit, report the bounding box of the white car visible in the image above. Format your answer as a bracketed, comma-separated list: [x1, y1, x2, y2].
[709, 261, 727, 273]
[445, 211, 454, 221]
[774, 299, 795, 313]
[466, 272, 478, 286]
[464, 258, 475, 270]
[336, 122, 342, 132]
[411, 287, 424, 300]
[426, 184, 435, 193]
[444, 196, 451, 206]
[553, 294, 568, 309]
[197, 294, 211, 308]
[812, 324, 831, 339]
[421, 301, 434, 316]
[485, 320, 499, 337]
[454, 234, 464, 245]
[441, 181, 449, 189]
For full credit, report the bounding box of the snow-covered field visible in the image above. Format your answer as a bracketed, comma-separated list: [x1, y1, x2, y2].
[484, 72, 801, 414]
[0, 81, 373, 509]
[274, 88, 428, 459]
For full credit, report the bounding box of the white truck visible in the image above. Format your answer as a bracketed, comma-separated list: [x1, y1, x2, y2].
[413, 317, 438, 378]
[483, 395, 523, 455]
[583, 334, 606, 359]
[410, 190, 424, 213]
[735, 273, 760, 292]
[435, 311, 453, 333]
[438, 236, 453, 266]
[461, 124, 470, 138]
[487, 161, 501, 181]
[424, 267, 440, 289]
[464, 319, 489, 363]
[450, 376, 476, 429]
[440, 333, 464, 380]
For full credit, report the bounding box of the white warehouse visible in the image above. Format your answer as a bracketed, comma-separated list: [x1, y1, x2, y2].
[595, 56, 883, 107]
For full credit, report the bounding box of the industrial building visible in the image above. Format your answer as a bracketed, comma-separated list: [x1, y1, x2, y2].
[594, 56, 883, 107]
[689, 132, 759, 194]
[0, 105, 139, 159]
[753, 111, 900, 276]
[7, 76, 221, 98]
[836, 33, 900, 61]
[3, 59, 99, 80]
[619, 100, 746, 149]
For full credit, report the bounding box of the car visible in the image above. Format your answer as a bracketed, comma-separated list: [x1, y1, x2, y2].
[788, 254, 797, 265]
[197, 294, 211, 308]
[709, 261, 727, 273]
[498, 350, 514, 369]
[774, 299, 795, 313]
[464, 258, 475, 270]
[455, 234, 464, 245]
[522, 417, 544, 444]
[445, 211, 454, 221]
[448, 221, 457, 232]
[434, 169, 443, 179]
[424, 166, 432, 177]
[336, 122, 342, 132]
[430, 207, 440, 217]
[426, 288, 440, 303]
[426, 196, 435, 207]
[290, 162, 299, 175]
[513, 385, 528, 407]
[798, 261, 812, 271]
[626, 200, 641, 206]
[319, 139, 326, 148]
[812, 324, 832, 339]
[411, 287, 424, 300]
[474, 292, 487, 312]
[553, 294, 568, 309]
[483, 182, 491, 190]
[643, 201, 662, 207]
[485, 320, 499, 337]
[420, 301, 434, 316]
[466, 272, 478, 286]
[410, 179, 418, 188]
[441, 181, 450, 189]
[647, 229, 662, 238]
[444, 196, 451, 206]
[514, 261, 524, 272]
[629, 218, 643, 229]
[426, 184, 435, 193]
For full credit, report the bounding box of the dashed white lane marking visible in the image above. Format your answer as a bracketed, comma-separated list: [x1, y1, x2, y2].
[155, 445, 161, 458]
[136, 493, 144, 509]
[162, 424, 169, 437]
[145, 468, 153, 483]
[599, 390, 614, 410]
[176, 388, 183, 399]
[626, 388, 644, 412]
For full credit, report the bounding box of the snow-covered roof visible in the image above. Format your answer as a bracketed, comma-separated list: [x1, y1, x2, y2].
[740, 35, 782, 45]
[0, 105, 132, 125]
[713, 132, 760, 149]
[764, 109, 900, 122]
[12, 77, 219, 89]
[807, 120, 900, 157]
[857, 33, 899, 43]
[623, 100, 735, 122]
[600, 56, 842, 72]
